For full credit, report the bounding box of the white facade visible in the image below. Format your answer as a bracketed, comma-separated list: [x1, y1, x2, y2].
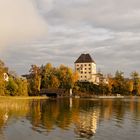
[75, 62, 97, 82]
[75, 53, 108, 84]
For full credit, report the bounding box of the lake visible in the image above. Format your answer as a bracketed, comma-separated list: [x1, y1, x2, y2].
[0, 97, 140, 140]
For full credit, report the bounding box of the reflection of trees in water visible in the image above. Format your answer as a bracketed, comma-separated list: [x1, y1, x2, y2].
[99, 99, 125, 126]
[129, 97, 140, 121]
[1, 98, 140, 139]
[0, 98, 137, 139]
[98, 98, 140, 126]
[0, 99, 30, 122]
[0, 109, 6, 139]
[29, 99, 72, 131]
[29, 99, 101, 139]
[0, 99, 30, 138]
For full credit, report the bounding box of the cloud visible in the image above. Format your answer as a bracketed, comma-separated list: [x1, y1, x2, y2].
[1, 0, 140, 76]
[42, 0, 140, 31]
[0, 0, 47, 49]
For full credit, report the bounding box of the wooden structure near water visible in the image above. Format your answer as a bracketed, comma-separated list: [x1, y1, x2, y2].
[40, 88, 67, 98]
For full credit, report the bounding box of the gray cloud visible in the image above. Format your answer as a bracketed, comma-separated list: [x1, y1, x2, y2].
[1, 0, 140, 77]
[42, 0, 140, 31]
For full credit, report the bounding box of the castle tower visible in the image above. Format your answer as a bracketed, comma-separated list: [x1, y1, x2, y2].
[75, 53, 96, 83]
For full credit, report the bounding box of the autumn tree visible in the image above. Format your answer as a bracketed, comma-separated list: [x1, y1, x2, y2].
[50, 75, 60, 88]
[28, 65, 41, 96]
[40, 63, 79, 93]
[111, 71, 129, 95]
[131, 71, 140, 95]
[6, 77, 18, 96]
[15, 78, 28, 96]
[107, 74, 114, 95]
[0, 60, 8, 95]
[127, 80, 133, 94]
[41, 63, 54, 88]
[57, 65, 78, 91]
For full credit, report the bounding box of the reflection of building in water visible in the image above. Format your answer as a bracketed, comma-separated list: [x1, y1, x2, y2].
[69, 98, 73, 108]
[74, 108, 100, 139]
[3, 112, 8, 123]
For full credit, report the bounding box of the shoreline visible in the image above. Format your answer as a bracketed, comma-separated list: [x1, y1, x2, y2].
[0, 96, 49, 100]
[0, 95, 139, 100]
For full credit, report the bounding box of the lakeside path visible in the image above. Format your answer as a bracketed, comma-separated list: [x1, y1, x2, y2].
[0, 96, 49, 100]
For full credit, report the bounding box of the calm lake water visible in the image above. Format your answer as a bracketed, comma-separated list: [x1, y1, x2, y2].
[0, 97, 140, 140]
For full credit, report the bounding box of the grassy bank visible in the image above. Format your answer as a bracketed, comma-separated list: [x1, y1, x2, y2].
[0, 96, 49, 100]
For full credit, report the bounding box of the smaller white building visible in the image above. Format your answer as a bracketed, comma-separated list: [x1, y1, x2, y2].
[3, 73, 9, 81]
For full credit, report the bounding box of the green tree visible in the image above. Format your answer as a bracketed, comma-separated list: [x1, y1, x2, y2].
[6, 77, 18, 96]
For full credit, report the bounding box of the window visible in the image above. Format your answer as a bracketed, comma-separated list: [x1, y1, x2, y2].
[81, 71, 83, 74]
[81, 76, 83, 78]
[85, 76, 87, 78]
[89, 64, 91, 66]
[76, 64, 79, 67]
[85, 64, 87, 66]
[85, 68, 87, 70]
[89, 68, 91, 70]
[85, 72, 87, 74]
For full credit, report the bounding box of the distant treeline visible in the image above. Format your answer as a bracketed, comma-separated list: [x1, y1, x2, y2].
[0, 60, 140, 96]
[74, 71, 140, 96]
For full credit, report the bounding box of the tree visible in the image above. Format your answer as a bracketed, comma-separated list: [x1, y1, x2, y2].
[127, 80, 133, 95]
[112, 71, 129, 95]
[107, 74, 114, 95]
[50, 75, 60, 88]
[0, 60, 8, 96]
[131, 71, 140, 95]
[15, 78, 28, 96]
[28, 65, 41, 96]
[58, 65, 78, 90]
[6, 77, 18, 96]
[40, 63, 53, 89]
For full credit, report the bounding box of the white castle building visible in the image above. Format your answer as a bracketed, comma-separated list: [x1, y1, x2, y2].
[75, 53, 108, 84]
[75, 53, 97, 83]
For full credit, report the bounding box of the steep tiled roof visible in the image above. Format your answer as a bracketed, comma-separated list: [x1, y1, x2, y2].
[75, 53, 95, 63]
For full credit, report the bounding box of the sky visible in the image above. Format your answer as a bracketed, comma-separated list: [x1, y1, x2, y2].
[0, 0, 140, 76]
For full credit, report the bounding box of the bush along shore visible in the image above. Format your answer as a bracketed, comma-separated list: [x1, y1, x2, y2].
[0, 60, 140, 97]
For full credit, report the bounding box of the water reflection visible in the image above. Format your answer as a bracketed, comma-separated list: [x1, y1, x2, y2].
[0, 97, 140, 140]
[0, 99, 30, 139]
[74, 108, 100, 139]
